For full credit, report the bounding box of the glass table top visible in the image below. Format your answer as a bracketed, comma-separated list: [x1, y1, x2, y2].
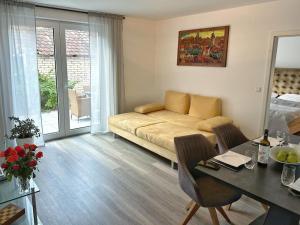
[0, 179, 39, 205]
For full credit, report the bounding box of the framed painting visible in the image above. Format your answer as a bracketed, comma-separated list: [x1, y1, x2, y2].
[177, 26, 229, 67]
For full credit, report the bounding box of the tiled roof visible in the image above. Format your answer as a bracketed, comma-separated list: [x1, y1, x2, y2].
[36, 27, 89, 56]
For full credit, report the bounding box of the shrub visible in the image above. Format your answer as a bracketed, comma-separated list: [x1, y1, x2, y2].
[38, 71, 79, 111]
[39, 72, 57, 111]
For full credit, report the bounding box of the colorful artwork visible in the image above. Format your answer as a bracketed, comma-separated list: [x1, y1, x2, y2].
[177, 26, 229, 67]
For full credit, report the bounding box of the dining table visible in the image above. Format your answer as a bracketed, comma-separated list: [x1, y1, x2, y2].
[193, 138, 300, 225]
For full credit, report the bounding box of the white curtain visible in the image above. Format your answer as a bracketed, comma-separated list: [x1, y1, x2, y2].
[89, 13, 125, 133]
[0, 1, 44, 145]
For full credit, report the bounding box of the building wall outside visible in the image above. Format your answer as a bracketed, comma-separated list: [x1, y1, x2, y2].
[37, 55, 90, 93]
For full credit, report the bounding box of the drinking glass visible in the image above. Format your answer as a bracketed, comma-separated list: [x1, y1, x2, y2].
[276, 130, 283, 142]
[244, 149, 257, 170]
[276, 130, 287, 146]
[281, 164, 296, 186]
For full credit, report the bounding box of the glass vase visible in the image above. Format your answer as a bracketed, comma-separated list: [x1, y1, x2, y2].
[16, 177, 31, 194]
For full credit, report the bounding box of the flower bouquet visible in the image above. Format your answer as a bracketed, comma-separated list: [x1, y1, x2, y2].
[0, 144, 43, 193]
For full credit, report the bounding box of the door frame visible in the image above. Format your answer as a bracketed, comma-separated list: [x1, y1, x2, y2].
[36, 19, 90, 141]
[261, 30, 300, 133]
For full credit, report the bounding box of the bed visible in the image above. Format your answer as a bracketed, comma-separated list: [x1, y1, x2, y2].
[269, 68, 300, 135]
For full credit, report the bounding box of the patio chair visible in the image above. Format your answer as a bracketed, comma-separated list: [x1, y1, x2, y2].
[68, 89, 91, 121]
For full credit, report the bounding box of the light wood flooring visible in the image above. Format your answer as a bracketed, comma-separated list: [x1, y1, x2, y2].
[35, 134, 265, 225]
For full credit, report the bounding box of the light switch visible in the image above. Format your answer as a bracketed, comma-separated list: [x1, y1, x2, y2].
[256, 87, 262, 92]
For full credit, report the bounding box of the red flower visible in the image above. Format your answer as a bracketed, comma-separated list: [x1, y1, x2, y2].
[29, 144, 37, 151]
[15, 146, 23, 152]
[1, 163, 8, 169]
[24, 144, 30, 149]
[7, 154, 18, 163]
[27, 160, 37, 167]
[4, 147, 14, 157]
[36, 151, 43, 159]
[12, 164, 20, 170]
[17, 149, 26, 158]
[0, 151, 4, 157]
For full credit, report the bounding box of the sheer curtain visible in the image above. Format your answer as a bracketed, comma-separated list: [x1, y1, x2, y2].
[89, 13, 125, 133]
[0, 1, 44, 145]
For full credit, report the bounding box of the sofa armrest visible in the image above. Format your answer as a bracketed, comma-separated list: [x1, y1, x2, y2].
[197, 116, 233, 132]
[134, 103, 164, 114]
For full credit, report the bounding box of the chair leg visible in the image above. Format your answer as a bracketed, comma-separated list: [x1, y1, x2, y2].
[226, 203, 232, 211]
[208, 208, 220, 225]
[261, 203, 269, 212]
[181, 202, 200, 225]
[185, 200, 194, 211]
[216, 207, 232, 224]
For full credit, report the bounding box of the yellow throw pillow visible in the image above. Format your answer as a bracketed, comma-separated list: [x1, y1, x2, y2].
[197, 116, 233, 132]
[164, 90, 190, 114]
[134, 103, 164, 114]
[189, 95, 221, 119]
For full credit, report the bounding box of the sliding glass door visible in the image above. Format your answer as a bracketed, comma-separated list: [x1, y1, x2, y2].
[36, 20, 90, 140]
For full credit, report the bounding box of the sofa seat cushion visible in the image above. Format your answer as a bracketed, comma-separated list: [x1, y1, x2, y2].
[147, 110, 202, 129]
[164, 90, 190, 114]
[136, 123, 215, 153]
[109, 112, 164, 135]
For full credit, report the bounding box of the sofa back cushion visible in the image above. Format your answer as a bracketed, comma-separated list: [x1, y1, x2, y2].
[189, 95, 221, 119]
[164, 90, 190, 114]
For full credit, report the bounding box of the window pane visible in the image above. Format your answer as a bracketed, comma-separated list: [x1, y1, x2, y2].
[65, 29, 91, 130]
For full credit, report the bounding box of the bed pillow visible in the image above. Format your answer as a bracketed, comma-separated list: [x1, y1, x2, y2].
[278, 94, 300, 103]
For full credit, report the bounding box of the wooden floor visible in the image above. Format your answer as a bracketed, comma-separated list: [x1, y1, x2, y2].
[35, 134, 264, 225]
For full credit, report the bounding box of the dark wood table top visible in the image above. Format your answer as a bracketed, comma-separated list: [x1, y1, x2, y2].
[194, 141, 300, 216]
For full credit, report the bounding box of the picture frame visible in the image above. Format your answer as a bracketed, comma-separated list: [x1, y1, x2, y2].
[177, 26, 230, 67]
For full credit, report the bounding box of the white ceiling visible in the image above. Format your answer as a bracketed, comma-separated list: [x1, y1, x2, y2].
[28, 0, 276, 19]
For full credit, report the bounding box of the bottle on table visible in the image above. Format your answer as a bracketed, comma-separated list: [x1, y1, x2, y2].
[257, 129, 270, 167]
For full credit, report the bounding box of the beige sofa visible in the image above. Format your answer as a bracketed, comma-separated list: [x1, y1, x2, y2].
[109, 90, 232, 166]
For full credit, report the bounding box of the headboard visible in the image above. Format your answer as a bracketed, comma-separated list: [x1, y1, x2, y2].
[272, 68, 300, 95]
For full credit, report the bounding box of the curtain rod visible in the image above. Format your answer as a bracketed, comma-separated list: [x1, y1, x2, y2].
[34, 3, 125, 19]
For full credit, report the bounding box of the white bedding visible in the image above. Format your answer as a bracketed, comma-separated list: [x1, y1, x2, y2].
[278, 94, 300, 103]
[268, 98, 300, 134]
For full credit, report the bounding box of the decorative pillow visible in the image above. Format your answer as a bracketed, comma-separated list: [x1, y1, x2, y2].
[134, 103, 164, 114]
[164, 90, 190, 114]
[189, 94, 221, 119]
[197, 116, 233, 132]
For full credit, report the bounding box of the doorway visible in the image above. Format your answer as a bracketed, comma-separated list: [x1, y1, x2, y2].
[36, 20, 91, 140]
[263, 31, 300, 137]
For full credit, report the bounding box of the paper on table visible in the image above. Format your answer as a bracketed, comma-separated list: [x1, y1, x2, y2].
[214, 151, 251, 168]
[253, 136, 282, 147]
[289, 178, 300, 192]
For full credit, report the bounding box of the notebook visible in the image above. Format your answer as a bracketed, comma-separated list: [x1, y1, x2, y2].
[213, 151, 251, 168]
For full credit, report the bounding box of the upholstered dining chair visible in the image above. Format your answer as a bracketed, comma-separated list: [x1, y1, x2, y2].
[212, 123, 249, 154]
[174, 134, 241, 225]
[212, 123, 269, 212]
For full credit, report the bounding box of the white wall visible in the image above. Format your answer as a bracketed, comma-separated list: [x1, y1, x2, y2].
[275, 36, 300, 68]
[123, 18, 157, 111]
[154, 0, 300, 138]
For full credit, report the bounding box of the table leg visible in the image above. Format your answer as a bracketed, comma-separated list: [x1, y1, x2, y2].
[249, 206, 299, 225]
[31, 187, 38, 225]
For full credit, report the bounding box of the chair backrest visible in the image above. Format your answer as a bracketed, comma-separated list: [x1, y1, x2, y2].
[68, 89, 78, 108]
[174, 134, 218, 204]
[83, 85, 91, 93]
[213, 123, 249, 154]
